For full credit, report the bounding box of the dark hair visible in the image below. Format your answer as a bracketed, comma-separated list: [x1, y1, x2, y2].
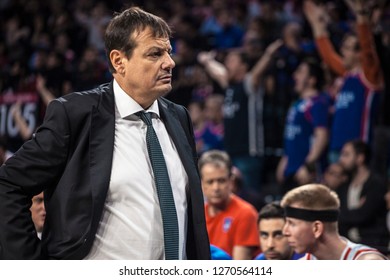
[346, 139, 371, 166]
[302, 57, 324, 90]
[104, 7, 172, 73]
[257, 201, 284, 224]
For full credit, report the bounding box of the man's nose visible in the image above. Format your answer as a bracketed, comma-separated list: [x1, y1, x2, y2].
[210, 180, 221, 190]
[162, 53, 175, 70]
[266, 237, 275, 248]
[282, 224, 289, 236]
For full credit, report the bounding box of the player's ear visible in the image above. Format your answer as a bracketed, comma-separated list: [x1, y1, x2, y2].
[312, 220, 324, 239]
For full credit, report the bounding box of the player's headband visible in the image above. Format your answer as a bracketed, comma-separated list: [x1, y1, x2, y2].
[284, 206, 339, 222]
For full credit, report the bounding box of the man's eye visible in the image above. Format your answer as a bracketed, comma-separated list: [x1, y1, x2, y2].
[217, 178, 227, 184]
[274, 233, 284, 239]
[151, 52, 161, 57]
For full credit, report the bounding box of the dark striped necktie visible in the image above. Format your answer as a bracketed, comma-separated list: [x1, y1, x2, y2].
[137, 111, 179, 260]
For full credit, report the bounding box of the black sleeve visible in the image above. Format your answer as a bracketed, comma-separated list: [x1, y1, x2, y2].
[0, 100, 70, 259]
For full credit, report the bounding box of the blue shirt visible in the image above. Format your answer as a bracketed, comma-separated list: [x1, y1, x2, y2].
[210, 245, 232, 260]
[283, 94, 329, 177]
[330, 73, 380, 151]
[254, 252, 304, 260]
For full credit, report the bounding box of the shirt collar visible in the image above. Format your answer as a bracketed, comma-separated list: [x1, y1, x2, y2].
[113, 79, 160, 119]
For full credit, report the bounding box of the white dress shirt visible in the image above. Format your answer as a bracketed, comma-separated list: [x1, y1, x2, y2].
[85, 80, 188, 259]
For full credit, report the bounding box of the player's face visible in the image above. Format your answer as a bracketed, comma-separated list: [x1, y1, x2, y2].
[283, 216, 315, 254]
[259, 218, 293, 260]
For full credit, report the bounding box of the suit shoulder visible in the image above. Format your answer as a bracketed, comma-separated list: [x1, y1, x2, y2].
[159, 97, 190, 120]
[58, 83, 112, 106]
[160, 96, 186, 109]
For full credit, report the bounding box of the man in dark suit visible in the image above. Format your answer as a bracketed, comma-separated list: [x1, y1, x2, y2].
[0, 7, 210, 260]
[337, 139, 389, 254]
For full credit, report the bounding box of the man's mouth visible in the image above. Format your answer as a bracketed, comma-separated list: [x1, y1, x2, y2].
[158, 75, 172, 81]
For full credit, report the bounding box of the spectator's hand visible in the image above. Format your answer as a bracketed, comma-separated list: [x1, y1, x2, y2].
[303, 0, 328, 28]
[264, 39, 283, 57]
[276, 157, 287, 184]
[10, 102, 22, 120]
[197, 51, 216, 65]
[344, 0, 366, 16]
[36, 75, 46, 92]
[295, 165, 314, 185]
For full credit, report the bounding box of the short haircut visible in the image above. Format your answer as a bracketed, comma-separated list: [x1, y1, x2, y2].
[346, 139, 371, 166]
[257, 201, 284, 224]
[281, 184, 340, 210]
[302, 57, 324, 90]
[198, 150, 232, 177]
[104, 6, 172, 73]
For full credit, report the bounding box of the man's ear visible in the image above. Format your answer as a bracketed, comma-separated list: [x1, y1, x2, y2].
[312, 220, 324, 239]
[110, 50, 125, 74]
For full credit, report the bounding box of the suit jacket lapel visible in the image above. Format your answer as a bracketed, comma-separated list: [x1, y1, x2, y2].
[158, 99, 200, 193]
[89, 83, 115, 219]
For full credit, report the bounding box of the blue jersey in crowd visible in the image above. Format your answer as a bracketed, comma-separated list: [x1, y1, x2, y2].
[330, 72, 380, 152]
[283, 94, 329, 177]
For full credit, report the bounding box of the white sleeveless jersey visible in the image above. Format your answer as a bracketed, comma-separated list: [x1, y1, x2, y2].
[304, 238, 387, 260]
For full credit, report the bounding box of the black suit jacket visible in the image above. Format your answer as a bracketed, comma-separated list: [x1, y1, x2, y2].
[0, 82, 210, 259]
[337, 173, 389, 252]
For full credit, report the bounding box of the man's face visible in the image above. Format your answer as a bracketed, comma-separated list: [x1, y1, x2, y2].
[341, 35, 359, 70]
[339, 143, 358, 173]
[115, 27, 175, 106]
[259, 218, 293, 260]
[205, 98, 222, 123]
[293, 62, 310, 94]
[224, 52, 246, 81]
[323, 163, 346, 190]
[30, 192, 46, 232]
[283, 214, 315, 254]
[201, 163, 232, 208]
